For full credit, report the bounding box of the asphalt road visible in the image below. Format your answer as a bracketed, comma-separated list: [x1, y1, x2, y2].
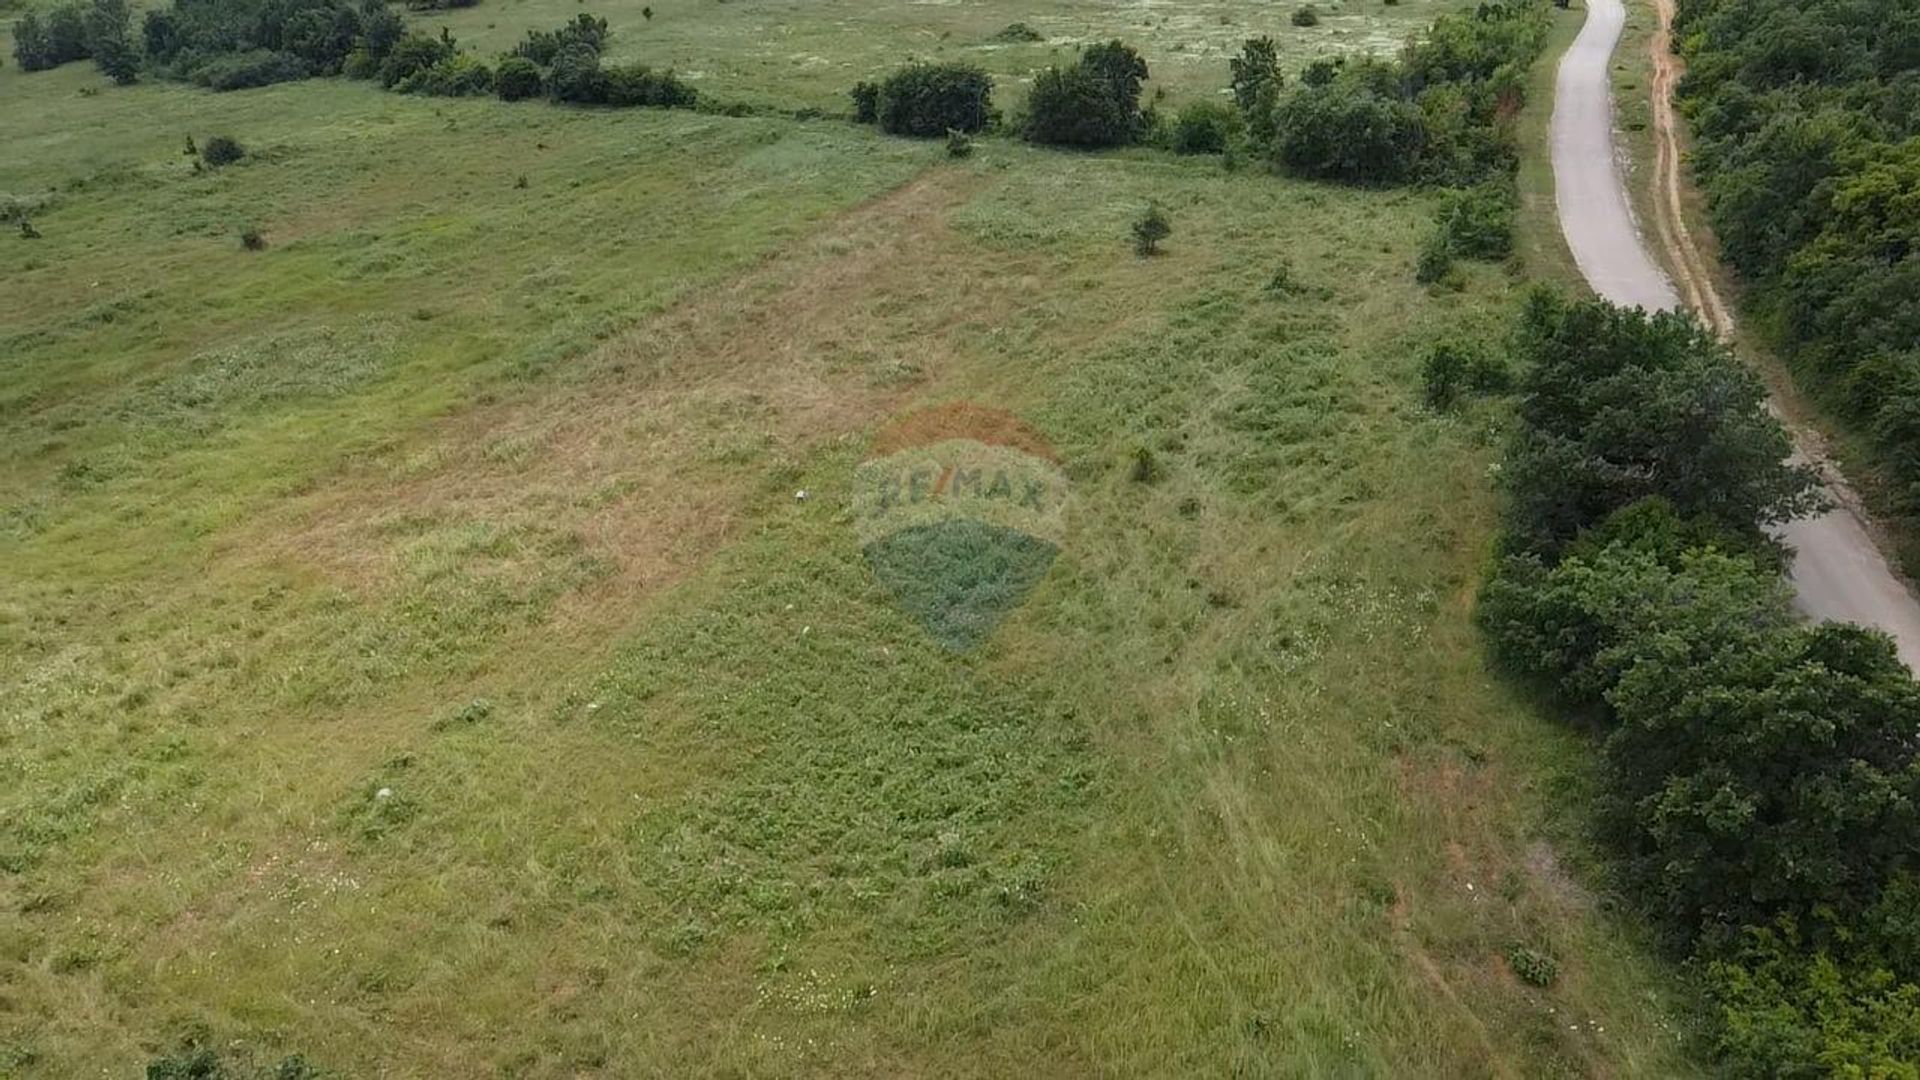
[1549, 0, 1920, 671]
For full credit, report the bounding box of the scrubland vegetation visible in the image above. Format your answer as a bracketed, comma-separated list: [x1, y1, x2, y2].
[1674, 0, 1920, 569]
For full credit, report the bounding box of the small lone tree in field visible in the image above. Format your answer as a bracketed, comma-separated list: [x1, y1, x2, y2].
[1131, 202, 1170, 256]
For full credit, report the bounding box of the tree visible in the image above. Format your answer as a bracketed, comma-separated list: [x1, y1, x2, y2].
[1022, 41, 1148, 148]
[1229, 36, 1281, 115]
[544, 41, 606, 103]
[377, 31, 450, 88]
[874, 62, 993, 137]
[12, 10, 55, 71]
[494, 55, 542, 100]
[1271, 78, 1426, 183]
[849, 80, 879, 123]
[85, 0, 139, 84]
[1500, 290, 1821, 555]
[1131, 203, 1170, 256]
[1606, 617, 1920, 932]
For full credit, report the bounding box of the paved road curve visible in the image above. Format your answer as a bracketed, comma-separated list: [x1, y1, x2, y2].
[1550, 0, 1920, 670]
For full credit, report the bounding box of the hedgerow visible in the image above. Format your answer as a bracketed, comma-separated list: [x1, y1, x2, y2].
[1475, 289, 1920, 1076]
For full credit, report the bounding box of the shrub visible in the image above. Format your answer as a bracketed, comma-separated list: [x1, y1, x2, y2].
[1415, 229, 1454, 284]
[511, 13, 608, 66]
[378, 32, 451, 89]
[1022, 41, 1148, 148]
[875, 62, 993, 137]
[945, 128, 973, 158]
[545, 42, 606, 103]
[1706, 916, 1920, 1076]
[1291, 5, 1321, 26]
[1229, 36, 1281, 115]
[602, 62, 696, 107]
[850, 80, 879, 123]
[1420, 342, 1470, 407]
[15, 3, 94, 71]
[1168, 100, 1239, 154]
[93, 35, 140, 83]
[361, 3, 406, 59]
[12, 11, 56, 71]
[493, 55, 542, 100]
[404, 53, 494, 96]
[201, 135, 246, 166]
[1506, 944, 1559, 987]
[1131, 203, 1170, 256]
[86, 0, 138, 84]
[240, 227, 266, 250]
[992, 21, 1044, 43]
[1271, 79, 1426, 183]
[1436, 182, 1517, 260]
[46, 3, 90, 62]
[341, 47, 377, 79]
[193, 48, 311, 91]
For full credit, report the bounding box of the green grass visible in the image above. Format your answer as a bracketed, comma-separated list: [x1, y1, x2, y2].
[0, 8, 1706, 1077]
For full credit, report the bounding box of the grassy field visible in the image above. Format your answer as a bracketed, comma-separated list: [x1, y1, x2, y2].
[408, 0, 1474, 111]
[0, 3, 1706, 1076]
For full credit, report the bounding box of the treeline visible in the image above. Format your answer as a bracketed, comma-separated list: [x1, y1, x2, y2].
[10, 0, 695, 110]
[1674, 0, 1920, 536]
[1475, 292, 1920, 1074]
[848, 0, 1550, 280]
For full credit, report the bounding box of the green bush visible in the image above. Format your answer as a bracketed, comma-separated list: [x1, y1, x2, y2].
[403, 53, 493, 96]
[945, 128, 974, 158]
[193, 48, 311, 90]
[1022, 40, 1148, 148]
[1506, 944, 1559, 987]
[1436, 182, 1516, 260]
[1131, 202, 1170, 256]
[1414, 229, 1453, 284]
[12, 4, 93, 71]
[511, 13, 608, 65]
[1291, 5, 1321, 26]
[602, 62, 696, 107]
[991, 21, 1044, 42]
[1708, 920, 1920, 1078]
[545, 42, 606, 103]
[850, 80, 879, 123]
[1167, 100, 1240, 154]
[1229, 36, 1281, 115]
[875, 62, 993, 137]
[493, 55, 542, 100]
[377, 32, 450, 89]
[201, 135, 246, 167]
[1271, 79, 1426, 184]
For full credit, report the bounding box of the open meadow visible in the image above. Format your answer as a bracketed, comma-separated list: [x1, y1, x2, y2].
[0, 0, 1710, 1075]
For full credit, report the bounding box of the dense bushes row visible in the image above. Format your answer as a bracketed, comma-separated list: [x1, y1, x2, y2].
[1477, 291, 1920, 1074]
[849, 40, 1150, 149]
[1672, 0, 1920, 541]
[10, 0, 696, 112]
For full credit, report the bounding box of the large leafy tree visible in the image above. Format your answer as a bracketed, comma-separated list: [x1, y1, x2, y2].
[1501, 290, 1821, 555]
